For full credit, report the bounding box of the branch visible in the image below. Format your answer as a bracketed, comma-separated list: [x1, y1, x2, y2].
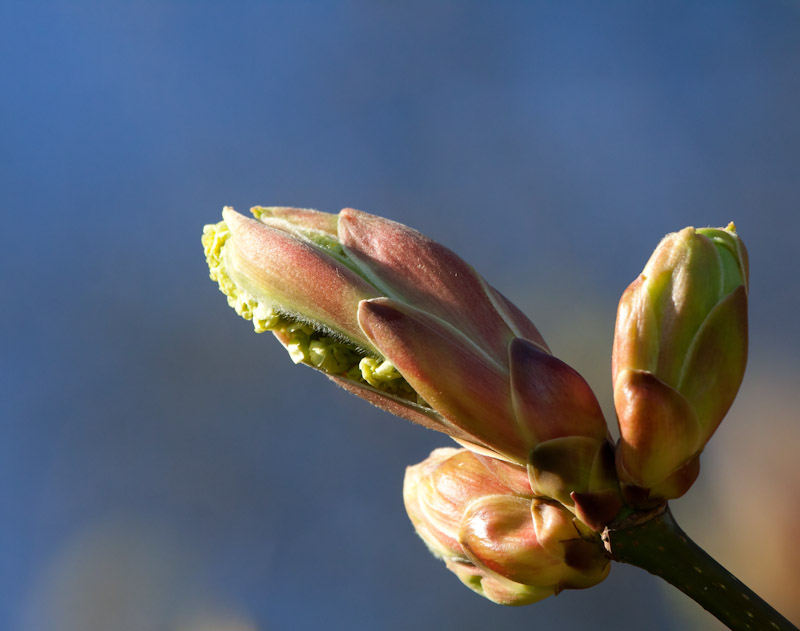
[603, 505, 797, 631]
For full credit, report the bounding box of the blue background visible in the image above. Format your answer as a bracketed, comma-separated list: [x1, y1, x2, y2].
[3, 2, 799, 630]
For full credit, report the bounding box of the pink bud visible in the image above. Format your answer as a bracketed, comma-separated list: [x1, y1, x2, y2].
[203, 205, 615, 501]
[403, 448, 610, 606]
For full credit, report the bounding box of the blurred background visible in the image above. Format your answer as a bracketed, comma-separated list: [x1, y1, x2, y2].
[2, 2, 799, 630]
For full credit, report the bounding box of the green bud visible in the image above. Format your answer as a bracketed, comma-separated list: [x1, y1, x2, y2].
[612, 224, 748, 504]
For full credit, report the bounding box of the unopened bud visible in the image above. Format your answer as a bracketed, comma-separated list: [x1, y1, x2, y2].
[403, 448, 610, 606]
[612, 224, 748, 504]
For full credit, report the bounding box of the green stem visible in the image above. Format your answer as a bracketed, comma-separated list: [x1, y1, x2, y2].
[603, 504, 797, 631]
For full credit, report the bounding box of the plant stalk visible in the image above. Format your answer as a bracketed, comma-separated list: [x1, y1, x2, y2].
[603, 504, 797, 631]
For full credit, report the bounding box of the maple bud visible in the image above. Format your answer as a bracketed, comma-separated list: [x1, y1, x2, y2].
[203, 205, 617, 502]
[612, 224, 748, 504]
[403, 448, 610, 606]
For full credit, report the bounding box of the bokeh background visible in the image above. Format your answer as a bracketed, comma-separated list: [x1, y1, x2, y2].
[3, 2, 799, 630]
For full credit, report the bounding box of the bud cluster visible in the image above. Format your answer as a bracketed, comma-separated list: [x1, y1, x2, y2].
[202, 206, 749, 606]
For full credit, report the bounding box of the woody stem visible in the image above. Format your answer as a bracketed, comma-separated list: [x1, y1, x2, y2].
[603, 504, 797, 631]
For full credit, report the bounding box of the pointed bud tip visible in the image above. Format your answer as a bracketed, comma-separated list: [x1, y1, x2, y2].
[510, 337, 608, 445]
[358, 297, 403, 324]
[337, 207, 371, 239]
[220, 206, 262, 241]
[221, 205, 242, 223]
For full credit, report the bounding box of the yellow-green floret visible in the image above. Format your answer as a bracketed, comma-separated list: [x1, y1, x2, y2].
[202, 219, 421, 403]
[202, 220, 282, 332]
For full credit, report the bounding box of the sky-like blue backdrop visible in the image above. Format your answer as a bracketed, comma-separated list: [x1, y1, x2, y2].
[3, 2, 800, 630]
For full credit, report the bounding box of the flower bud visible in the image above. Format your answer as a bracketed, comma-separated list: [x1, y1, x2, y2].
[204, 205, 623, 530]
[612, 224, 748, 504]
[203, 206, 617, 488]
[403, 448, 610, 606]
